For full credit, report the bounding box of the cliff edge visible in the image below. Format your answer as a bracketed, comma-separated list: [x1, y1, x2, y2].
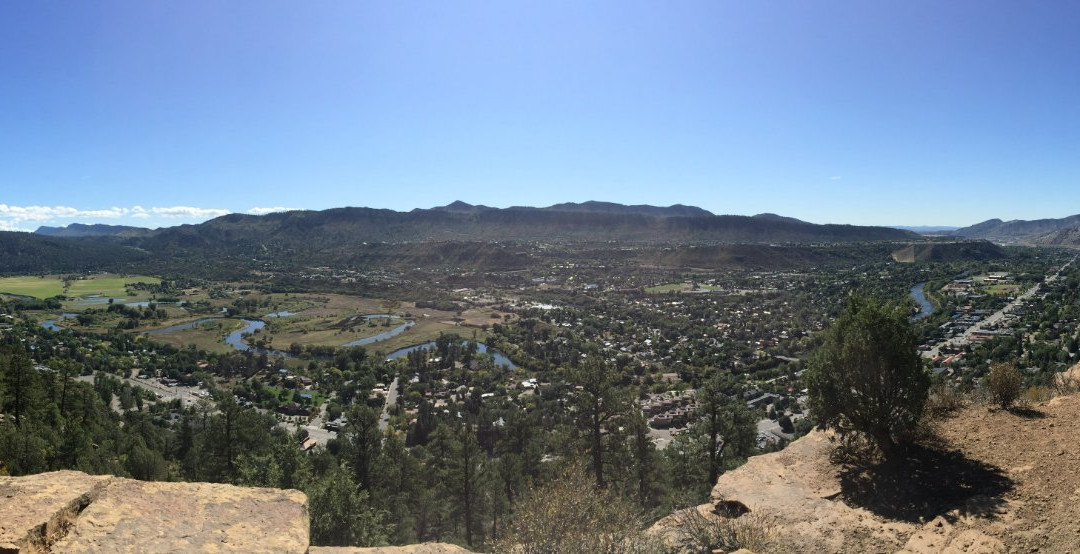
[0, 471, 474, 554]
[0, 471, 308, 553]
[656, 391, 1080, 553]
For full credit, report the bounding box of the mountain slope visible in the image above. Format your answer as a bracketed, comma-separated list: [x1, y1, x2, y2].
[127, 204, 914, 258]
[890, 241, 1006, 263]
[953, 214, 1080, 240]
[36, 223, 152, 238]
[0, 232, 149, 275]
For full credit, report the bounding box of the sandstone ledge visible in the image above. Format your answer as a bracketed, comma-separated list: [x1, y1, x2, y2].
[0, 471, 308, 553]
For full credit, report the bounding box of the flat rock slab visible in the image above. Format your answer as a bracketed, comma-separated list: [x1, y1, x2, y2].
[0, 471, 112, 553]
[0, 471, 308, 553]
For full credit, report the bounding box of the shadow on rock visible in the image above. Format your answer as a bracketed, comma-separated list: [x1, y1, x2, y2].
[837, 439, 1013, 523]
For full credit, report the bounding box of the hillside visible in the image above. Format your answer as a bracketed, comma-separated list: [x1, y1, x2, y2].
[9, 202, 922, 275]
[1033, 226, 1080, 248]
[952, 214, 1080, 241]
[122, 204, 914, 256]
[35, 223, 152, 238]
[0, 232, 150, 275]
[656, 392, 1080, 553]
[890, 241, 1006, 263]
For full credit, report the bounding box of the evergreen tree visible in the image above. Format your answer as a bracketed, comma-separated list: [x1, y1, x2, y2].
[805, 294, 930, 458]
[569, 355, 627, 488]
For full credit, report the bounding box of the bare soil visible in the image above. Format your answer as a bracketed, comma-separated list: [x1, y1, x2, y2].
[674, 390, 1080, 553]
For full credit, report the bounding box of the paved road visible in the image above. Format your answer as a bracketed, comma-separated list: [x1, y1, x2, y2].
[378, 376, 400, 432]
[299, 405, 336, 445]
[923, 256, 1076, 360]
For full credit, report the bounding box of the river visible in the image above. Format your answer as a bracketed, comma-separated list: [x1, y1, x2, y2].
[144, 317, 288, 357]
[45, 309, 514, 367]
[341, 315, 416, 347]
[40, 313, 77, 331]
[910, 282, 933, 320]
[385, 341, 518, 369]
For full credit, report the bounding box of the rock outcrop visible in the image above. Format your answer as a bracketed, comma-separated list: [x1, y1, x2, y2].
[0, 470, 307, 553]
[0, 471, 475, 553]
[705, 431, 1003, 552]
[654, 390, 1080, 553]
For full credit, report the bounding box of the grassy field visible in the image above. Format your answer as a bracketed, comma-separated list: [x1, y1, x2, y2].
[0, 274, 160, 300]
[984, 284, 1022, 296]
[254, 294, 502, 355]
[66, 275, 160, 298]
[146, 319, 246, 354]
[35, 286, 503, 359]
[0, 276, 66, 298]
[362, 321, 489, 357]
[645, 283, 690, 294]
[644, 282, 722, 294]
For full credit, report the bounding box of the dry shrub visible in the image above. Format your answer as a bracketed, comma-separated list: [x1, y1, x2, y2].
[986, 362, 1022, 409]
[926, 383, 965, 418]
[492, 463, 665, 554]
[666, 504, 775, 553]
[1022, 385, 1054, 405]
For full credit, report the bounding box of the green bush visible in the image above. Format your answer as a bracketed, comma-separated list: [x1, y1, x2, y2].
[805, 295, 930, 459]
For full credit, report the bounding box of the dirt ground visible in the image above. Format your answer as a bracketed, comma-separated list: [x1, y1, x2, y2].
[931, 394, 1080, 553]
[659, 386, 1080, 553]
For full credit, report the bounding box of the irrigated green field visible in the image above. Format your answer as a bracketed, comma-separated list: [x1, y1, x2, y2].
[66, 275, 160, 298]
[0, 274, 161, 299]
[0, 276, 66, 298]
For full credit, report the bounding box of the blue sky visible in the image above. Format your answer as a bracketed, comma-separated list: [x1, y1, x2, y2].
[2, 1, 1080, 231]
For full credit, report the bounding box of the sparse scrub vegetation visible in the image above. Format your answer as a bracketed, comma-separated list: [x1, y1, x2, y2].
[926, 382, 965, 417]
[492, 464, 665, 554]
[665, 505, 775, 553]
[986, 362, 1022, 409]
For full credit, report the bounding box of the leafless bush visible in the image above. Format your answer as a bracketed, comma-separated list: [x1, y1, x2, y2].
[666, 504, 775, 553]
[926, 383, 965, 417]
[1021, 385, 1053, 405]
[491, 463, 666, 554]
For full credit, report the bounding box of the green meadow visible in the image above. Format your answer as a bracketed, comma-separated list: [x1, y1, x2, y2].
[0, 274, 160, 299]
[66, 275, 160, 298]
[0, 276, 66, 298]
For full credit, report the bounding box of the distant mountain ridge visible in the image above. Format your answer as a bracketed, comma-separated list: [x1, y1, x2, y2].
[123, 203, 914, 257]
[426, 200, 714, 218]
[35, 223, 151, 238]
[952, 214, 1080, 241]
[9, 202, 919, 274]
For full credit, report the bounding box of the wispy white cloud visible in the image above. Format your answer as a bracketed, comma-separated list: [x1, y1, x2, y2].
[0, 204, 233, 232]
[830, 176, 842, 181]
[0, 220, 26, 232]
[247, 206, 299, 215]
[149, 206, 230, 219]
[0, 204, 129, 222]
